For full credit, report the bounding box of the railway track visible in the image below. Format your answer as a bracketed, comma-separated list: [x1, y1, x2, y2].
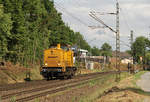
[0, 71, 118, 102]
[0, 80, 59, 91]
[0, 71, 111, 92]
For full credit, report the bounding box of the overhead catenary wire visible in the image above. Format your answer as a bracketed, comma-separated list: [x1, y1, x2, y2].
[54, 2, 91, 42]
[54, 2, 88, 26]
[55, 0, 131, 49]
[89, 12, 116, 33]
[57, 0, 80, 7]
[91, 11, 116, 15]
[89, 7, 131, 48]
[118, 1, 140, 39]
[72, 0, 82, 7]
[56, 0, 138, 39]
[118, 1, 134, 29]
[54, 1, 100, 30]
[120, 8, 131, 31]
[102, 29, 130, 48]
[108, 34, 130, 48]
[89, 2, 130, 49]
[54, 1, 103, 44]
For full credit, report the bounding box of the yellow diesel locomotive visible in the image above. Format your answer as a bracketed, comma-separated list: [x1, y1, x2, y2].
[41, 44, 77, 80]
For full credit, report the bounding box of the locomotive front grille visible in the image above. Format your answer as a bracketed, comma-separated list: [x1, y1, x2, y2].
[42, 67, 62, 72]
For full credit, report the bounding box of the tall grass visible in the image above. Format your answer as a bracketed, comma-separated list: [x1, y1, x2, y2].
[78, 72, 130, 102]
[10, 96, 16, 102]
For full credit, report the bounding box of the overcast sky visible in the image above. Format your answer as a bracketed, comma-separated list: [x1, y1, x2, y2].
[54, 0, 150, 51]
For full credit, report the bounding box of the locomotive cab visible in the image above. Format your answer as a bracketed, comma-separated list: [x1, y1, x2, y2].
[41, 44, 77, 79]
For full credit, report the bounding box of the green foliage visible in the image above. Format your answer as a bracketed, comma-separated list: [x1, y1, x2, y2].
[126, 50, 131, 55]
[132, 36, 150, 63]
[34, 98, 40, 102]
[0, 0, 90, 65]
[145, 52, 150, 64]
[0, 96, 1, 102]
[73, 32, 91, 51]
[101, 43, 112, 57]
[0, 5, 12, 59]
[91, 46, 100, 56]
[10, 96, 16, 102]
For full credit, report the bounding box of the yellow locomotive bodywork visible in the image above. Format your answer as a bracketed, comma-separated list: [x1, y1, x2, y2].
[41, 44, 76, 79]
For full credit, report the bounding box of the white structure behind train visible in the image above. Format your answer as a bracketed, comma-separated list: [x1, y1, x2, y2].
[121, 58, 133, 64]
[79, 49, 88, 57]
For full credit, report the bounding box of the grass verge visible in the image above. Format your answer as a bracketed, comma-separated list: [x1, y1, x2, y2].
[96, 71, 150, 102]
[78, 72, 130, 102]
[0, 65, 43, 84]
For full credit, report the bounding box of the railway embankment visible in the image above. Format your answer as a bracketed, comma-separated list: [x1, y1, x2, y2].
[30, 72, 129, 102]
[97, 71, 150, 102]
[0, 62, 147, 102]
[1, 70, 147, 102]
[0, 62, 43, 84]
[0, 71, 118, 102]
[0, 61, 108, 85]
[30, 71, 149, 102]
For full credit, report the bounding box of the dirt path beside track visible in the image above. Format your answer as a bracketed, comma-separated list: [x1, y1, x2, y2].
[137, 72, 150, 92]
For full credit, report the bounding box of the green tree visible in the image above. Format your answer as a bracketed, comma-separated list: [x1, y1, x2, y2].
[73, 32, 91, 51]
[0, 0, 91, 66]
[101, 43, 112, 57]
[126, 50, 131, 55]
[0, 5, 12, 60]
[91, 46, 100, 56]
[132, 36, 150, 63]
[145, 52, 150, 65]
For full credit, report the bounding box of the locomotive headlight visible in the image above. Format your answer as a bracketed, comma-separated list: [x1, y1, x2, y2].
[57, 63, 61, 66]
[45, 63, 48, 66]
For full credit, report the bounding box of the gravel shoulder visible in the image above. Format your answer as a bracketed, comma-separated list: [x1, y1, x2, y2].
[136, 72, 150, 92]
[31, 73, 117, 102]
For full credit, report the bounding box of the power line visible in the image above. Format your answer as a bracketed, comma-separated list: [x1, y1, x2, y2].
[89, 12, 116, 33]
[72, 0, 82, 7]
[89, 1, 121, 81]
[54, 1, 101, 43]
[54, 2, 88, 26]
[107, 34, 130, 48]
[57, 1, 130, 47]
[118, 1, 140, 38]
[118, 2, 134, 29]
[91, 11, 116, 15]
[120, 8, 131, 31]
[55, 1, 130, 49]
[89, 13, 130, 48]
